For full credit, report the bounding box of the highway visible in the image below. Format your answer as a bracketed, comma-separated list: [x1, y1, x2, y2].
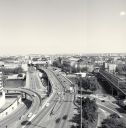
[0, 102, 27, 128]
[51, 69, 124, 128]
[12, 68, 126, 127]
[0, 87, 41, 128]
[27, 67, 47, 97]
[2, 66, 125, 128]
[22, 67, 74, 128]
[28, 67, 43, 90]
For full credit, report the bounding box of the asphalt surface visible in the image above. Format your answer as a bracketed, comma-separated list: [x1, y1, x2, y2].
[0, 103, 27, 128]
[24, 67, 75, 128]
[2, 66, 126, 128]
[0, 87, 41, 128]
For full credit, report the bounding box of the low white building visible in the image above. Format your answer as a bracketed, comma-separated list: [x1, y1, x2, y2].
[4, 63, 20, 69]
[75, 72, 87, 78]
[0, 72, 5, 109]
[108, 63, 117, 73]
[21, 64, 28, 72]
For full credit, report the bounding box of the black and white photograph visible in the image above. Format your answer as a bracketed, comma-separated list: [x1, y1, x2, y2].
[0, 0, 126, 128]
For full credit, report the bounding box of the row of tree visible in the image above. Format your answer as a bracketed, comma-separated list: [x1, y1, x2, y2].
[77, 76, 98, 92]
[71, 97, 98, 128]
[0, 67, 24, 75]
[116, 64, 126, 75]
[99, 113, 126, 128]
[53, 57, 62, 68]
[52, 57, 88, 73]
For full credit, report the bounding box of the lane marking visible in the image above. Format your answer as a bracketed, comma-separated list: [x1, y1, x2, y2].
[97, 103, 123, 118]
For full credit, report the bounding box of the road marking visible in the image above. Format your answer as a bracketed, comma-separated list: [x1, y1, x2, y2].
[97, 103, 123, 118]
[28, 114, 36, 121]
[90, 95, 120, 108]
[99, 108, 110, 116]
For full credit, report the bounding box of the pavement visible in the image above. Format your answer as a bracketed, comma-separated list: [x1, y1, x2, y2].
[26, 67, 47, 94]
[0, 67, 43, 128]
[0, 88, 41, 128]
[97, 108, 110, 128]
[3, 66, 126, 128]
[0, 101, 28, 128]
[24, 67, 75, 128]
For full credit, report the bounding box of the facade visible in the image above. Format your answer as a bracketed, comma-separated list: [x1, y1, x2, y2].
[103, 62, 117, 73]
[0, 72, 5, 108]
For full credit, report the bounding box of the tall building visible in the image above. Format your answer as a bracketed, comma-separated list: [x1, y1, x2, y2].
[0, 72, 5, 108]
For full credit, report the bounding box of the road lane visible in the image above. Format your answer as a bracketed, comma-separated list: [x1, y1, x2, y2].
[30, 67, 75, 128]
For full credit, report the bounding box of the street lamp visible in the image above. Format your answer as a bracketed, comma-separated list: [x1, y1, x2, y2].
[78, 74, 82, 128]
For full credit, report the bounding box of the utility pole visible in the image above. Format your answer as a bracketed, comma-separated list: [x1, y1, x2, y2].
[80, 75, 82, 128]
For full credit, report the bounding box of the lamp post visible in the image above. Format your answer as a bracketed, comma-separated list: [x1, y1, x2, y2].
[78, 74, 82, 128]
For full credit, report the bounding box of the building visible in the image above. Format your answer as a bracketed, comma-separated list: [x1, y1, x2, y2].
[103, 62, 117, 73]
[0, 72, 5, 108]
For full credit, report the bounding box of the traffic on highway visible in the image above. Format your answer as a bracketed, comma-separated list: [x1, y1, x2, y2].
[1, 59, 126, 128]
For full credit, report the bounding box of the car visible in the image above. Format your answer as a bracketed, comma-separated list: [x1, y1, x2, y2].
[27, 113, 33, 118]
[32, 94, 36, 97]
[45, 102, 50, 107]
[101, 100, 105, 102]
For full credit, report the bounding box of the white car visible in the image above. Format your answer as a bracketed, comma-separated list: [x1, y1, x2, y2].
[27, 113, 33, 118]
[45, 102, 50, 107]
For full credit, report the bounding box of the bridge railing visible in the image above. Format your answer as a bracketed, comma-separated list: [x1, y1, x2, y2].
[99, 70, 126, 94]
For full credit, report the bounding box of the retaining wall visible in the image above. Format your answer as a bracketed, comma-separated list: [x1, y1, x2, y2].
[0, 96, 22, 119]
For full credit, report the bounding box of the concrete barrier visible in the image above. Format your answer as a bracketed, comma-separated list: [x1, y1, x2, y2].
[0, 90, 5, 109]
[0, 96, 22, 119]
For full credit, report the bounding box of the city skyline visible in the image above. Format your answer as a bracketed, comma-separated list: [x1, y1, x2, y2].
[0, 0, 126, 55]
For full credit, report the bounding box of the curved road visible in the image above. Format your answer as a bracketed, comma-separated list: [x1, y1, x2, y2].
[0, 87, 41, 128]
[24, 67, 74, 128]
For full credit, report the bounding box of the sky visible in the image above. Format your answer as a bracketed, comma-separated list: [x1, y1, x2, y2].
[0, 0, 126, 55]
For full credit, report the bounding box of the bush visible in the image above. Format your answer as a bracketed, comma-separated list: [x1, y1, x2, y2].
[71, 97, 98, 128]
[100, 114, 126, 128]
[0, 67, 24, 75]
[78, 77, 98, 91]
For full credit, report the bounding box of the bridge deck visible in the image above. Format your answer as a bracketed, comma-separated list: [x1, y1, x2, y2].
[99, 70, 126, 95]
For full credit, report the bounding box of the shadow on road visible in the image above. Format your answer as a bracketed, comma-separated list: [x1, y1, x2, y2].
[22, 99, 32, 109]
[55, 115, 68, 124]
[25, 122, 46, 128]
[62, 115, 68, 120]
[55, 118, 61, 123]
[31, 124, 46, 128]
[21, 120, 31, 125]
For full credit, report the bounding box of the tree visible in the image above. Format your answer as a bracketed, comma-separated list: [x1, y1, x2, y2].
[82, 97, 98, 122]
[77, 77, 98, 92]
[0, 67, 23, 75]
[53, 57, 62, 68]
[100, 114, 126, 128]
[116, 65, 126, 75]
[70, 97, 98, 128]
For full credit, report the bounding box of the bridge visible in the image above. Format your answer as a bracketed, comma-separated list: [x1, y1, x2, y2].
[98, 70, 126, 97]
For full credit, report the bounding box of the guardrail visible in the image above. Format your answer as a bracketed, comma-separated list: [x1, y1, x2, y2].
[22, 87, 42, 106]
[99, 70, 126, 95]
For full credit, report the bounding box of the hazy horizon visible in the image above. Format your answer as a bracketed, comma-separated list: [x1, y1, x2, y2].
[0, 0, 126, 55]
